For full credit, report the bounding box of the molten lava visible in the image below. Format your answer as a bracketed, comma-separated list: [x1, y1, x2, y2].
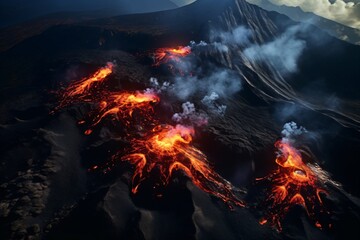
[152, 46, 191, 72]
[58, 62, 114, 107]
[121, 124, 244, 207]
[259, 141, 330, 231]
[56, 63, 159, 134]
[85, 91, 160, 134]
[56, 61, 243, 209]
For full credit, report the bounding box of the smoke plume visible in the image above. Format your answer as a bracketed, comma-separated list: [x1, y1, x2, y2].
[152, 40, 242, 118]
[209, 26, 253, 52]
[172, 102, 208, 126]
[244, 24, 307, 74]
[201, 92, 227, 115]
[281, 121, 307, 143]
[170, 69, 241, 101]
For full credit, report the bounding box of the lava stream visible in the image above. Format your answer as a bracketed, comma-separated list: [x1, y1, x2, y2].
[56, 61, 243, 208]
[121, 124, 244, 207]
[59, 62, 114, 107]
[153, 46, 191, 67]
[84, 91, 160, 134]
[259, 141, 330, 231]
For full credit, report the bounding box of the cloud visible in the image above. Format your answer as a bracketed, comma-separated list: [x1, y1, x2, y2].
[170, 0, 196, 6]
[243, 24, 307, 74]
[247, 0, 360, 30]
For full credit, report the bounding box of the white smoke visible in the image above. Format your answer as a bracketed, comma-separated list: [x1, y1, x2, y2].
[172, 102, 208, 126]
[201, 92, 227, 115]
[210, 26, 252, 46]
[170, 69, 242, 101]
[190, 40, 208, 48]
[151, 37, 243, 122]
[145, 77, 170, 94]
[209, 26, 253, 52]
[244, 24, 307, 74]
[281, 121, 307, 143]
[159, 40, 242, 115]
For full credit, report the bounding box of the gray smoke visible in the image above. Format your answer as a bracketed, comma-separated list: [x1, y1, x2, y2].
[160, 39, 242, 116]
[190, 40, 208, 48]
[145, 77, 170, 93]
[244, 24, 307, 75]
[209, 26, 253, 52]
[210, 26, 252, 46]
[281, 121, 307, 143]
[201, 92, 227, 115]
[150, 36, 245, 122]
[172, 102, 208, 126]
[170, 69, 242, 101]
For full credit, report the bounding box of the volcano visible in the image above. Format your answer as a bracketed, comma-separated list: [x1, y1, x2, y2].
[0, 0, 360, 239]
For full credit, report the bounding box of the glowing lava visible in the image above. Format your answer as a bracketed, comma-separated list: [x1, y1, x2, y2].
[56, 61, 243, 209]
[153, 46, 191, 67]
[121, 124, 244, 207]
[59, 62, 114, 107]
[259, 141, 330, 231]
[85, 91, 160, 134]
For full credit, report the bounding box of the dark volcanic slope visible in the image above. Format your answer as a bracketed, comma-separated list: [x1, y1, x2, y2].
[0, 0, 359, 239]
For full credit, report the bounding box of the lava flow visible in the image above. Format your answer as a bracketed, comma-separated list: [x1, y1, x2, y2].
[259, 140, 330, 231]
[121, 124, 244, 207]
[153, 46, 191, 67]
[58, 62, 114, 107]
[56, 61, 243, 209]
[84, 91, 160, 134]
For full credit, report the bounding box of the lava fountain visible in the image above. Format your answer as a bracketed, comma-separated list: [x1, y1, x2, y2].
[121, 124, 244, 207]
[259, 140, 331, 231]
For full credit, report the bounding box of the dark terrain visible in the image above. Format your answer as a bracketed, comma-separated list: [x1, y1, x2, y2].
[0, 0, 359, 239]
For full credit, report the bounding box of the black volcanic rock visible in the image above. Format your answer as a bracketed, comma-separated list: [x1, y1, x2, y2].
[0, 0, 359, 239]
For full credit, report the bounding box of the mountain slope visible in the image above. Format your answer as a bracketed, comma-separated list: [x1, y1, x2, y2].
[246, 0, 360, 45]
[0, 0, 359, 239]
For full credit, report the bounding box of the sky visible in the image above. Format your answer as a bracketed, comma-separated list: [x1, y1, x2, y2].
[0, 0, 195, 27]
[1, 0, 359, 30]
[247, 0, 360, 29]
[171, 0, 196, 5]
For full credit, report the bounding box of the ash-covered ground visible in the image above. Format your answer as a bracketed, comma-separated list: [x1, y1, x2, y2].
[0, 0, 359, 239]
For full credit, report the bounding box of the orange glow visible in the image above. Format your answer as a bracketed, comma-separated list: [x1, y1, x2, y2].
[58, 62, 114, 107]
[56, 61, 243, 209]
[153, 46, 191, 67]
[86, 91, 160, 132]
[259, 140, 329, 231]
[121, 124, 244, 207]
[259, 218, 268, 225]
